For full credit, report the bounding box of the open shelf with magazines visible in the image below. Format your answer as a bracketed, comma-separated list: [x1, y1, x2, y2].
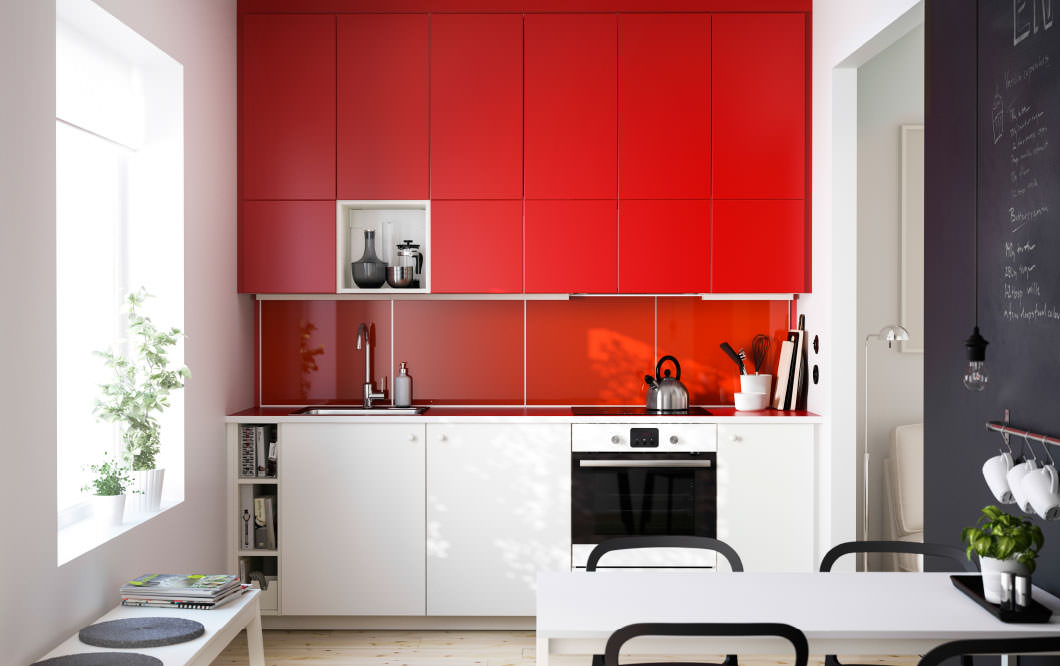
[227, 422, 280, 615]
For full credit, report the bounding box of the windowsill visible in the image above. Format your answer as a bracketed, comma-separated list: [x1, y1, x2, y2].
[58, 499, 182, 566]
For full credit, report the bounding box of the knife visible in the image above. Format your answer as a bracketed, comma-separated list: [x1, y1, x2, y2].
[720, 342, 746, 375]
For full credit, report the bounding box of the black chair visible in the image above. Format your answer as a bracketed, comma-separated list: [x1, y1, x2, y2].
[587, 536, 744, 666]
[818, 540, 976, 575]
[918, 636, 1060, 666]
[603, 622, 808, 666]
[819, 540, 976, 666]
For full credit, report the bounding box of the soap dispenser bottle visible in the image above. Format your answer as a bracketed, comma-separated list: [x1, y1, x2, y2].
[394, 361, 412, 407]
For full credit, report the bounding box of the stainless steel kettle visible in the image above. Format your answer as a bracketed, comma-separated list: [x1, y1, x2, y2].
[644, 355, 689, 412]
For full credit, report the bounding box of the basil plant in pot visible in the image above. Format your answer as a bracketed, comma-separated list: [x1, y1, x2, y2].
[82, 454, 134, 526]
[962, 505, 1043, 604]
[95, 290, 190, 513]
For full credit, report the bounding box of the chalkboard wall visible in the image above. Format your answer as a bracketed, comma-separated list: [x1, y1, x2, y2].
[925, 0, 1060, 610]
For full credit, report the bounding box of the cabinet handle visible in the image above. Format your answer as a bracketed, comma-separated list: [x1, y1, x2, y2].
[669, 435, 679, 444]
[729, 435, 741, 442]
[440, 434, 447, 442]
[611, 435, 621, 444]
[408, 434, 417, 442]
[579, 460, 712, 468]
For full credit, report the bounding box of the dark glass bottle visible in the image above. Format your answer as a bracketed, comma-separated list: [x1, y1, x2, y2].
[352, 229, 386, 288]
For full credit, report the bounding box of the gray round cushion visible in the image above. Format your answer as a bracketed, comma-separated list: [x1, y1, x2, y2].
[32, 653, 163, 666]
[78, 617, 205, 648]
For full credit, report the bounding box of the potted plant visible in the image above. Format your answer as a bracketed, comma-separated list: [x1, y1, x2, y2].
[82, 454, 134, 526]
[95, 289, 190, 513]
[962, 505, 1043, 603]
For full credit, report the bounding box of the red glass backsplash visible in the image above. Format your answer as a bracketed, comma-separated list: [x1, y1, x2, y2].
[259, 297, 789, 405]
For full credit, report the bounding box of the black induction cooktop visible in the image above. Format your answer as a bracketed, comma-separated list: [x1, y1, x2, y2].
[570, 406, 712, 416]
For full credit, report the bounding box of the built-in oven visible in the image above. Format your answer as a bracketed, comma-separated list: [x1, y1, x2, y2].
[571, 423, 717, 569]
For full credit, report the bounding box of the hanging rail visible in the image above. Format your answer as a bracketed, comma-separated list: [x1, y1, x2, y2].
[985, 420, 1060, 448]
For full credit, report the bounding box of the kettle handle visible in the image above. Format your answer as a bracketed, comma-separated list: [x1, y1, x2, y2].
[656, 355, 681, 381]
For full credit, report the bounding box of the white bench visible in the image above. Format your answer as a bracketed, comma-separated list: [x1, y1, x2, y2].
[35, 589, 264, 666]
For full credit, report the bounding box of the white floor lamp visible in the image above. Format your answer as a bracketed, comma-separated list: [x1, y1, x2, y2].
[863, 324, 910, 571]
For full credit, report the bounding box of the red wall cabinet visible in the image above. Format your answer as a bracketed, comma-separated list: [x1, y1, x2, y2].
[712, 200, 807, 293]
[618, 200, 709, 293]
[431, 200, 523, 293]
[242, 14, 336, 200]
[430, 14, 523, 199]
[618, 14, 710, 199]
[524, 14, 617, 199]
[241, 201, 337, 294]
[525, 200, 617, 293]
[712, 13, 806, 200]
[337, 14, 429, 200]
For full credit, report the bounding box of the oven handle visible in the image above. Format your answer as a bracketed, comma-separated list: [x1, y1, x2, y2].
[578, 460, 712, 468]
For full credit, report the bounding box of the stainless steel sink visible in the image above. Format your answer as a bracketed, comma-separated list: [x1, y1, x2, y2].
[291, 406, 429, 416]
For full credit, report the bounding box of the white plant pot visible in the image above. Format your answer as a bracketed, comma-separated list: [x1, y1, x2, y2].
[91, 494, 126, 527]
[129, 468, 165, 513]
[979, 556, 1030, 603]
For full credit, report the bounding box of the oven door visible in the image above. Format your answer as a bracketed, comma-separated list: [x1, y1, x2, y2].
[571, 451, 717, 567]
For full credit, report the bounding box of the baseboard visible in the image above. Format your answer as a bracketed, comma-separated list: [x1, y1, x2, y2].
[262, 615, 536, 630]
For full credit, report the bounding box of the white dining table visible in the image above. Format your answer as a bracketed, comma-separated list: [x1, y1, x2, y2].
[536, 572, 1060, 666]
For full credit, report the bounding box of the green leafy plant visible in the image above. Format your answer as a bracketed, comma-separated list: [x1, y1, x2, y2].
[82, 455, 134, 496]
[962, 505, 1044, 573]
[94, 289, 190, 471]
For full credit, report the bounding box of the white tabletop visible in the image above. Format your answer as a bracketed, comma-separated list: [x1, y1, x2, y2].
[38, 589, 262, 666]
[536, 572, 1060, 662]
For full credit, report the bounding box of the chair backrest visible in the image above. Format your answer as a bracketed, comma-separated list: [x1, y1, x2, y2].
[586, 536, 744, 572]
[603, 622, 808, 666]
[918, 636, 1060, 666]
[819, 540, 975, 573]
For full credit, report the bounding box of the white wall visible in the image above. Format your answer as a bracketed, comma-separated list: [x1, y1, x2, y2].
[801, 0, 923, 566]
[856, 24, 924, 563]
[0, 0, 250, 662]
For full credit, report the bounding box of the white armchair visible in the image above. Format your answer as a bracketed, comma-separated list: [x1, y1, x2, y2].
[882, 423, 924, 571]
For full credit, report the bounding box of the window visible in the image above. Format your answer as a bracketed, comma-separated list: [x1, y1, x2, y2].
[56, 0, 184, 560]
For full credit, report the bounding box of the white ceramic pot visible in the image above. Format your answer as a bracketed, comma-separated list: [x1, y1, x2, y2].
[91, 494, 126, 527]
[979, 556, 1030, 603]
[129, 468, 165, 513]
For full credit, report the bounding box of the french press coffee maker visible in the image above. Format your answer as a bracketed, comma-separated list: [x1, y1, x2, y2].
[395, 240, 424, 288]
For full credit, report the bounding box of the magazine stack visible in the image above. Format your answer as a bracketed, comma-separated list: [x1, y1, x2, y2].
[120, 573, 246, 610]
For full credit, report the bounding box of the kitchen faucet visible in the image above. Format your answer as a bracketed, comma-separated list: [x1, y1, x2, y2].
[356, 322, 386, 408]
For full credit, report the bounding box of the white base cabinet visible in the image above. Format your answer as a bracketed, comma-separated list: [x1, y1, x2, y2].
[280, 423, 426, 615]
[426, 424, 571, 616]
[716, 423, 815, 572]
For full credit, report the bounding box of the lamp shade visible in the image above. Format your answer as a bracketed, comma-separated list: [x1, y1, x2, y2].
[876, 324, 910, 342]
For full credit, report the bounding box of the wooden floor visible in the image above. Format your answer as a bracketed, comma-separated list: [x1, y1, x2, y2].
[211, 630, 921, 666]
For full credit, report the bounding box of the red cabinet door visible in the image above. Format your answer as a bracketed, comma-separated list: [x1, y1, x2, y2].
[241, 201, 337, 294]
[242, 14, 335, 200]
[712, 199, 807, 293]
[431, 201, 523, 293]
[337, 14, 428, 201]
[618, 200, 709, 293]
[430, 14, 523, 199]
[525, 14, 617, 199]
[526, 200, 617, 293]
[618, 14, 710, 199]
[712, 13, 806, 199]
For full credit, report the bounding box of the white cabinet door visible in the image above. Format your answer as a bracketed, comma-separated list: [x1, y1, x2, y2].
[426, 423, 571, 616]
[716, 423, 815, 572]
[280, 423, 426, 615]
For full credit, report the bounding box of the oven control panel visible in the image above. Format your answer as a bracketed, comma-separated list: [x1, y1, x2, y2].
[629, 428, 659, 447]
[573, 424, 718, 452]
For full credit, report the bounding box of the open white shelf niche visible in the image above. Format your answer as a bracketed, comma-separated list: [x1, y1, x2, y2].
[337, 200, 430, 294]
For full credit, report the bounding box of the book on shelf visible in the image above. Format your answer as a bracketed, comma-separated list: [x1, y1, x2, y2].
[239, 425, 256, 477]
[255, 425, 266, 477]
[120, 573, 241, 599]
[239, 485, 254, 550]
[253, 494, 277, 550]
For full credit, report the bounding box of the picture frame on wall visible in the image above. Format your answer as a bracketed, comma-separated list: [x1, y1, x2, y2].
[900, 124, 924, 354]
